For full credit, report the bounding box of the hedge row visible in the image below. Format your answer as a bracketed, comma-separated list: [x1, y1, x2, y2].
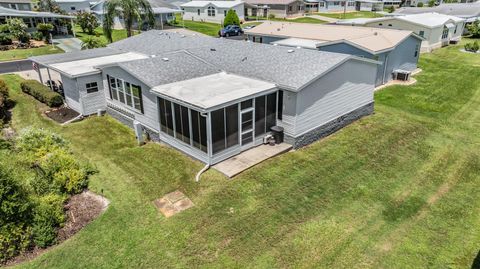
[20, 80, 63, 107]
[0, 79, 9, 122]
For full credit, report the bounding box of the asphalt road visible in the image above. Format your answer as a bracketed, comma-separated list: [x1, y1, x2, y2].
[0, 59, 33, 74]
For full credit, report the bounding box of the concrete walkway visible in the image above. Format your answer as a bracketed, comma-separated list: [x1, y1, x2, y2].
[213, 143, 293, 178]
[306, 14, 339, 23]
[53, 36, 83, 52]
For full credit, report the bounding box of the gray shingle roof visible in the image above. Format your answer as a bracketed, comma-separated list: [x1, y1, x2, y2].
[31, 47, 122, 65]
[109, 30, 352, 90]
[117, 51, 220, 87]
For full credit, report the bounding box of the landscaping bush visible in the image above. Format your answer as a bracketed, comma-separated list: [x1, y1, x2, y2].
[0, 79, 9, 122]
[224, 9, 240, 27]
[0, 33, 12, 45]
[81, 36, 106, 50]
[268, 13, 275, 19]
[0, 166, 33, 262]
[32, 194, 66, 248]
[77, 11, 99, 35]
[20, 80, 63, 107]
[6, 19, 27, 40]
[16, 128, 67, 156]
[464, 41, 479, 53]
[36, 23, 54, 41]
[428, 0, 435, 7]
[18, 32, 30, 44]
[417, 2, 424, 7]
[467, 20, 480, 38]
[0, 24, 8, 33]
[31, 31, 43, 41]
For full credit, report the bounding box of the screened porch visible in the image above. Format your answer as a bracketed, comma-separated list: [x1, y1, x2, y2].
[151, 73, 285, 165]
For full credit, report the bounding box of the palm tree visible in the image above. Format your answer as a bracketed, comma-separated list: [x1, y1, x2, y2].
[102, 0, 155, 43]
[81, 36, 106, 50]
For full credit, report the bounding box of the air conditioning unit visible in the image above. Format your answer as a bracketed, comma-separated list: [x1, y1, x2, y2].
[393, 71, 410, 81]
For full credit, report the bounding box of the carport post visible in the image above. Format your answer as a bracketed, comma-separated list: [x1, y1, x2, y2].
[160, 14, 164, 30]
[37, 66, 44, 85]
[46, 68, 54, 91]
[71, 18, 76, 37]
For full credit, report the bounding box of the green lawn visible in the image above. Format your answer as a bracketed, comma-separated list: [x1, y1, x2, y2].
[2, 39, 480, 268]
[315, 11, 384, 19]
[246, 16, 326, 24]
[74, 25, 139, 44]
[0, 46, 63, 62]
[171, 15, 223, 37]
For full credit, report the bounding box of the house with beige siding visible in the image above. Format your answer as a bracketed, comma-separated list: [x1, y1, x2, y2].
[337, 12, 465, 52]
[244, 0, 304, 18]
[180, 0, 245, 23]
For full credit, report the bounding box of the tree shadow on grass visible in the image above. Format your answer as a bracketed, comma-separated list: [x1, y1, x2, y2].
[472, 250, 480, 269]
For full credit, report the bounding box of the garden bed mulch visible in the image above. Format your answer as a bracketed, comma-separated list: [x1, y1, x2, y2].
[3, 191, 110, 267]
[45, 106, 80, 124]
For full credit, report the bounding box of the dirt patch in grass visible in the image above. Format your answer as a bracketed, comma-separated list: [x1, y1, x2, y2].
[45, 107, 80, 124]
[3, 191, 109, 267]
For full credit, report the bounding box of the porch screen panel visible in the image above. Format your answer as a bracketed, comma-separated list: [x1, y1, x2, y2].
[255, 95, 266, 136]
[181, 106, 190, 143]
[158, 97, 174, 136]
[266, 93, 277, 131]
[191, 110, 207, 153]
[211, 109, 226, 154]
[225, 104, 239, 148]
[174, 104, 190, 144]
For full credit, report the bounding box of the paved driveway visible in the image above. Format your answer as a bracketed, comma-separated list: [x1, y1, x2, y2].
[53, 36, 83, 52]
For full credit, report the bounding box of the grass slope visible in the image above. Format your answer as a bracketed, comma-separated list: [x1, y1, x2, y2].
[0, 46, 63, 62]
[2, 39, 480, 268]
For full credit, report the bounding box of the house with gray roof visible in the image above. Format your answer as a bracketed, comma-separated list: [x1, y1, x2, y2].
[31, 30, 379, 165]
[0, 6, 74, 33]
[0, 0, 32, 10]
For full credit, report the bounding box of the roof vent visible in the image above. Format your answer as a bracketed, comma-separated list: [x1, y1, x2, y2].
[151, 55, 156, 58]
[287, 49, 294, 53]
[296, 46, 301, 49]
[374, 32, 378, 35]
[181, 34, 186, 38]
[210, 48, 216, 51]
[162, 57, 169, 62]
[273, 43, 278, 46]
[277, 28, 281, 31]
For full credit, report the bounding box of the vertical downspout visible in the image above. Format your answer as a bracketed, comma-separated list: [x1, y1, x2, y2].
[196, 112, 211, 182]
[382, 53, 389, 85]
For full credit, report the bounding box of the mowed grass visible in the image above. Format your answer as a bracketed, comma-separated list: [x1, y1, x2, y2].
[315, 11, 384, 19]
[0, 46, 63, 62]
[3, 39, 480, 268]
[74, 25, 140, 44]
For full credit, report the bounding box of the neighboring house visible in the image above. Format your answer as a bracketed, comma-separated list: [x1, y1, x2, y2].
[304, 0, 383, 12]
[0, 0, 31, 10]
[0, 6, 74, 33]
[392, 2, 480, 33]
[244, 0, 304, 18]
[55, 0, 91, 13]
[336, 12, 465, 52]
[245, 21, 422, 86]
[30, 31, 379, 165]
[91, 0, 182, 29]
[180, 0, 245, 23]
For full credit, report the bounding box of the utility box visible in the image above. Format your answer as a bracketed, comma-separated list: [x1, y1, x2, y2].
[133, 121, 144, 145]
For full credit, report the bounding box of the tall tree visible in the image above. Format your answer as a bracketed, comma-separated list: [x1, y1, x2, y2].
[102, 0, 155, 43]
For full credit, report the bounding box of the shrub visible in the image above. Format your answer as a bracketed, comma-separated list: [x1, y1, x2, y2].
[76, 11, 99, 35]
[31, 31, 44, 41]
[465, 41, 479, 53]
[224, 9, 240, 27]
[268, 13, 275, 19]
[428, 0, 435, 7]
[0, 79, 9, 121]
[36, 23, 54, 41]
[81, 36, 106, 50]
[0, 166, 33, 262]
[32, 194, 66, 248]
[20, 80, 63, 107]
[16, 128, 68, 156]
[18, 32, 30, 44]
[0, 24, 8, 33]
[417, 2, 424, 7]
[6, 19, 27, 40]
[467, 19, 480, 38]
[0, 33, 12, 45]
[387, 5, 395, 13]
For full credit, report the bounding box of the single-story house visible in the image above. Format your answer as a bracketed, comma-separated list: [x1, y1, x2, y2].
[0, 6, 74, 34]
[336, 12, 465, 52]
[91, 0, 182, 30]
[30, 30, 379, 165]
[392, 2, 480, 33]
[0, 0, 32, 10]
[304, 0, 383, 13]
[245, 21, 422, 86]
[55, 0, 91, 13]
[244, 0, 304, 18]
[180, 0, 245, 23]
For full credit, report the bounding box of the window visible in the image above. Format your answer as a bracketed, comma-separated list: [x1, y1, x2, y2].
[277, 90, 283, 120]
[224, 10, 227, 16]
[333, 1, 340, 5]
[207, 6, 215, 16]
[419, 30, 424, 37]
[197, 9, 200, 15]
[70, 6, 76, 10]
[378, 23, 383, 26]
[441, 26, 449, 39]
[319, 2, 325, 7]
[454, 25, 457, 34]
[107, 75, 143, 113]
[388, 24, 392, 27]
[158, 97, 174, 136]
[86, 82, 98, 93]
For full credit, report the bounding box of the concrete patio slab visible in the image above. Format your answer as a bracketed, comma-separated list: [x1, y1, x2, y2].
[154, 191, 194, 218]
[213, 143, 293, 178]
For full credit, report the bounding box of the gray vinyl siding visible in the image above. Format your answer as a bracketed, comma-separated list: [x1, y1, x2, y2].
[60, 74, 82, 113]
[384, 35, 421, 80]
[293, 59, 376, 137]
[277, 90, 296, 137]
[159, 132, 210, 163]
[77, 74, 105, 115]
[102, 66, 160, 131]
